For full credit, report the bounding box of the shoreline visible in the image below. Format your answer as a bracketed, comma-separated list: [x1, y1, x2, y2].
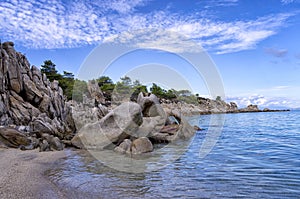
[0, 148, 67, 199]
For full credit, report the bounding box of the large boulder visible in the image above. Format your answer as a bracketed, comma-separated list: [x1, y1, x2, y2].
[134, 92, 167, 138]
[71, 102, 143, 150]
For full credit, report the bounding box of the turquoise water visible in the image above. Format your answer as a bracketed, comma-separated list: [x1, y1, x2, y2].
[48, 111, 300, 198]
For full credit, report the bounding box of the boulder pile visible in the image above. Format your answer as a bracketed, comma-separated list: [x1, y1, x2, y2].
[71, 93, 197, 154]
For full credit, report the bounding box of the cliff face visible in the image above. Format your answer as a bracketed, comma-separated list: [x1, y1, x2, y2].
[0, 42, 74, 139]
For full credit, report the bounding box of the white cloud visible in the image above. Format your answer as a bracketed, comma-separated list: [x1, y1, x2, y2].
[226, 94, 300, 109]
[265, 47, 288, 57]
[0, 0, 296, 53]
[281, 0, 295, 4]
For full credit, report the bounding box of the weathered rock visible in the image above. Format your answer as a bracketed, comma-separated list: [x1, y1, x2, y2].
[71, 101, 109, 130]
[150, 113, 196, 143]
[40, 134, 64, 151]
[0, 127, 31, 148]
[134, 92, 167, 138]
[30, 117, 57, 136]
[70, 133, 84, 149]
[87, 80, 105, 104]
[240, 104, 260, 112]
[137, 92, 165, 117]
[0, 41, 76, 142]
[114, 139, 132, 154]
[131, 137, 153, 154]
[39, 139, 51, 152]
[49, 136, 64, 151]
[72, 102, 143, 150]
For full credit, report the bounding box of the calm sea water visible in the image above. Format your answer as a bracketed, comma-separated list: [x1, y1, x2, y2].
[48, 111, 300, 199]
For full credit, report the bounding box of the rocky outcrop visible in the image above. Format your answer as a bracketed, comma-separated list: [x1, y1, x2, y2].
[161, 97, 288, 116]
[71, 102, 143, 150]
[71, 92, 196, 154]
[0, 41, 75, 142]
[239, 104, 260, 112]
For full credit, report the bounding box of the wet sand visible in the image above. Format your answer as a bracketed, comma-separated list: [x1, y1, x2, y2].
[0, 148, 67, 199]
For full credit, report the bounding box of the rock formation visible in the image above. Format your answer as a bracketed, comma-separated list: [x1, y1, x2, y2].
[0, 41, 75, 150]
[71, 92, 197, 154]
[0, 41, 288, 153]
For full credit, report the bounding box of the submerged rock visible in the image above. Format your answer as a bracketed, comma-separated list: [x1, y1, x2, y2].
[131, 137, 153, 154]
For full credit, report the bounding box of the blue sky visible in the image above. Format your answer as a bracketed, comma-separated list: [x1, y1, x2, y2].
[1, 0, 300, 108]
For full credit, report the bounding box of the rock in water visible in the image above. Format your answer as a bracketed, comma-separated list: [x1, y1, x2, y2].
[131, 137, 153, 154]
[0, 127, 31, 148]
[114, 139, 132, 154]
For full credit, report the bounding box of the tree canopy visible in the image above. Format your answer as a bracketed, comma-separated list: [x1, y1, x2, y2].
[40, 60, 201, 104]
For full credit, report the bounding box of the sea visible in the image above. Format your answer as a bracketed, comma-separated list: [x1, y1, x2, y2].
[47, 111, 300, 199]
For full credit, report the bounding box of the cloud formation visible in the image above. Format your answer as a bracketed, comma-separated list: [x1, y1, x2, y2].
[281, 0, 295, 4]
[265, 47, 288, 58]
[226, 94, 300, 109]
[0, 0, 296, 53]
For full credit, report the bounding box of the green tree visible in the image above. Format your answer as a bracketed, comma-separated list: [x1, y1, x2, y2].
[96, 76, 115, 101]
[40, 60, 62, 82]
[216, 96, 222, 101]
[59, 71, 75, 100]
[150, 83, 176, 100]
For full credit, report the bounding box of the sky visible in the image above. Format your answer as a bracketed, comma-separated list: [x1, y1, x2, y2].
[0, 0, 300, 108]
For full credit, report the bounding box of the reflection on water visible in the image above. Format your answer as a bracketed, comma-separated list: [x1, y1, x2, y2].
[47, 111, 300, 199]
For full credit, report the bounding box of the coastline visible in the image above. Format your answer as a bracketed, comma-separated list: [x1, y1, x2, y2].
[0, 148, 66, 199]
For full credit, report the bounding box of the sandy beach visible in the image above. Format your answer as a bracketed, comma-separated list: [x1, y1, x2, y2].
[0, 148, 67, 199]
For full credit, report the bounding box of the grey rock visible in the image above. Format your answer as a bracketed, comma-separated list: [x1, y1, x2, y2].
[0, 127, 31, 148]
[87, 80, 105, 104]
[73, 102, 143, 150]
[131, 137, 153, 154]
[114, 139, 132, 154]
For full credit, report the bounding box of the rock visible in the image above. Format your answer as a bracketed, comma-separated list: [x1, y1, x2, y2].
[49, 136, 64, 151]
[193, 125, 202, 131]
[30, 117, 57, 136]
[0, 127, 31, 148]
[240, 104, 260, 112]
[131, 137, 153, 154]
[134, 92, 167, 138]
[40, 134, 63, 151]
[73, 102, 143, 150]
[23, 74, 43, 103]
[87, 80, 105, 104]
[150, 113, 196, 143]
[134, 116, 165, 138]
[137, 92, 165, 117]
[70, 134, 84, 149]
[39, 139, 51, 152]
[114, 139, 132, 154]
[0, 41, 76, 143]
